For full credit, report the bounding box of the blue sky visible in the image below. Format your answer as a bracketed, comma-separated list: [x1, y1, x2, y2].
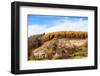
[28, 15, 88, 37]
[28, 15, 88, 26]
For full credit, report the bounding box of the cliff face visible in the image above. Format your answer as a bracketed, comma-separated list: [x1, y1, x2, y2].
[30, 38, 88, 60]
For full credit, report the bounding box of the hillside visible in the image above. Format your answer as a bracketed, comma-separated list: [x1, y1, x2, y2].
[29, 38, 88, 60]
[28, 31, 88, 60]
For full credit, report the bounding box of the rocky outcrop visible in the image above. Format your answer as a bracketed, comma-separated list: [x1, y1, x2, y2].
[30, 38, 87, 60]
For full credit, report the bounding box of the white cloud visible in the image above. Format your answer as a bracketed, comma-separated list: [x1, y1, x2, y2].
[28, 18, 88, 37]
[28, 24, 47, 37]
[45, 20, 88, 33]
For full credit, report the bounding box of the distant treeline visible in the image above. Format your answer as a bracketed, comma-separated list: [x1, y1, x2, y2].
[42, 31, 88, 41]
[28, 31, 88, 54]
